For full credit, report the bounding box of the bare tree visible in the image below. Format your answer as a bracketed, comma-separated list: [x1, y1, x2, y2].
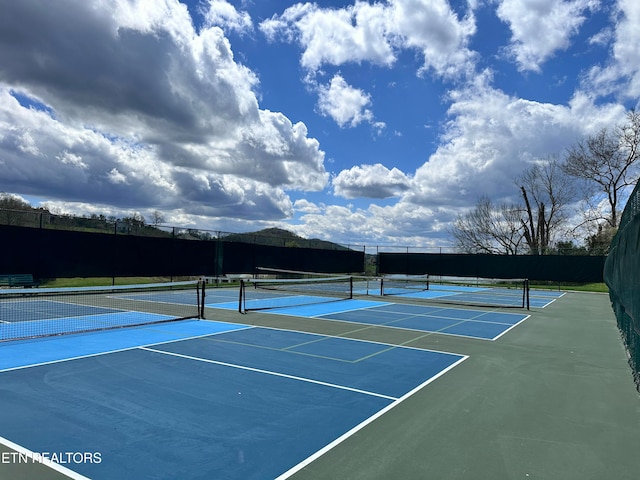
[452, 196, 524, 255]
[151, 210, 165, 226]
[516, 156, 576, 254]
[563, 110, 640, 228]
[452, 157, 575, 255]
[0, 193, 32, 210]
[0, 192, 35, 226]
[119, 212, 146, 233]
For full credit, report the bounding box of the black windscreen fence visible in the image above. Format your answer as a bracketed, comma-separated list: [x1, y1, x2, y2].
[378, 253, 606, 283]
[2, 224, 603, 283]
[220, 242, 363, 275]
[604, 180, 640, 392]
[0, 226, 364, 279]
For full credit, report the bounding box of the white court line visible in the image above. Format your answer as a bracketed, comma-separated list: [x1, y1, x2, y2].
[139, 346, 398, 401]
[255, 325, 466, 358]
[0, 435, 91, 480]
[363, 303, 526, 321]
[491, 314, 532, 341]
[539, 297, 560, 308]
[290, 314, 501, 342]
[274, 355, 468, 480]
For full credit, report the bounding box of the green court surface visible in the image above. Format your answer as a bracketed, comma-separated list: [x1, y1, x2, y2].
[2, 290, 640, 480]
[232, 291, 640, 480]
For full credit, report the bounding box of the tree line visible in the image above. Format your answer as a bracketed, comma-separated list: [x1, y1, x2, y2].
[0, 197, 350, 249]
[451, 110, 640, 255]
[0, 195, 169, 235]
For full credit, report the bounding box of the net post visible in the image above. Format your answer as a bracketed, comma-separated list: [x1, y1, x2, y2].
[238, 279, 245, 314]
[196, 280, 201, 318]
[524, 279, 530, 310]
[199, 279, 206, 319]
[349, 276, 353, 299]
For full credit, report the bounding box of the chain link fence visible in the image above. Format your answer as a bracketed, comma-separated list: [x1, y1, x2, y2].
[605, 180, 640, 391]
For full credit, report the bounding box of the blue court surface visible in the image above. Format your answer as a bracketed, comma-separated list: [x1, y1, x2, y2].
[197, 285, 560, 341]
[204, 290, 532, 341]
[0, 320, 465, 480]
[0, 289, 202, 342]
[390, 286, 563, 308]
[215, 298, 531, 341]
[203, 284, 561, 313]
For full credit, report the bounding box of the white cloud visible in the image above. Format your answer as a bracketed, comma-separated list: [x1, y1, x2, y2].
[577, 0, 640, 101]
[605, 0, 640, 98]
[0, 0, 634, 250]
[202, 0, 253, 33]
[107, 168, 127, 185]
[260, 0, 477, 78]
[389, 0, 477, 77]
[280, 81, 627, 247]
[612, 0, 640, 62]
[289, 200, 455, 247]
[58, 151, 87, 169]
[15, 129, 41, 156]
[261, 0, 477, 130]
[317, 75, 379, 128]
[407, 78, 627, 209]
[292, 198, 323, 214]
[333, 163, 411, 199]
[0, 0, 327, 221]
[0, 87, 305, 219]
[496, 0, 599, 72]
[589, 26, 614, 46]
[260, 2, 395, 71]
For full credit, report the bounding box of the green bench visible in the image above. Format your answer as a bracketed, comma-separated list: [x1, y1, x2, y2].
[0, 274, 40, 288]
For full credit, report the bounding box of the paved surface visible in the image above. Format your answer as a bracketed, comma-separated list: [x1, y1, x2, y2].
[232, 290, 640, 480]
[267, 291, 640, 480]
[2, 290, 639, 480]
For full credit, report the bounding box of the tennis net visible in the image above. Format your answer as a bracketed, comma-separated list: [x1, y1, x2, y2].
[381, 274, 530, 309]
[380, 275, 430, 296]
[0, 280, 205, 342]
[239, 275, 353, 313]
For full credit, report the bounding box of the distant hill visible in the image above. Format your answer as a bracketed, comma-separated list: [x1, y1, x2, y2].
[222, 227, 351, 250]
[0, 199, 352, 251]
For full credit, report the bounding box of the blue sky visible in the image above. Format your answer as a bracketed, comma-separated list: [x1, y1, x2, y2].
[0, 0, 638, 248]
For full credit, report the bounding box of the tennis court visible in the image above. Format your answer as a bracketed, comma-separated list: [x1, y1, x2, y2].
[205, 278, 563, 341]
[390, 285, 563, 308]
[2, 280, 639, 480]
[228, 299, 529, 341]
[227, 290, 640, 480]
[0, 319, 464, 480]
[0, 282, 203, 342]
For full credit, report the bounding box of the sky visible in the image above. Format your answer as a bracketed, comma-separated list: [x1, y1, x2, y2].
[0, 0, 639, 248]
